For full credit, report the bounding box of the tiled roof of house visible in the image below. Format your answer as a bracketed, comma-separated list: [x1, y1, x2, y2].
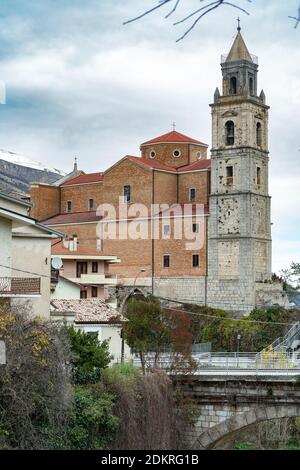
[61, 172, 103, 186]
[50, 299, 125, 324]
[141, 130, 207, 146]
[43, 211, 102, 225]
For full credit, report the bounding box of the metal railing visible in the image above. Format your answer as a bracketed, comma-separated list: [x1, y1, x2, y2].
[0, 277, 41, 296]
[119, 351, 300, 372]
[263, 322, 300, 353]
[221, 53, 258, 64]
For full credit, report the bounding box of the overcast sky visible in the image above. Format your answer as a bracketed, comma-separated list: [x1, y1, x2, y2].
[0, 0, 299, 273]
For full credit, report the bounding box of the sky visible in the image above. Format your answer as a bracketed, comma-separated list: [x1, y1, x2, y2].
[0, 0, 299, 273]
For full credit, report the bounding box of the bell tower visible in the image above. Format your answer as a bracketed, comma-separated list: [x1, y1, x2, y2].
[207, 26, 272, 314]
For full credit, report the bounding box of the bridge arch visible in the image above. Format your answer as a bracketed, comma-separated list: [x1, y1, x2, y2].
[193, 405, 300, 450]
[119, 288, 147, 314]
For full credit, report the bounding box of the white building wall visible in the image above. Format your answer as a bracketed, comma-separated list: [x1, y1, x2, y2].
[0, 217, 12, 277]
[76, 323, 131, 363]
[11, 235, 52, 319]
[51, 278, 81, 300]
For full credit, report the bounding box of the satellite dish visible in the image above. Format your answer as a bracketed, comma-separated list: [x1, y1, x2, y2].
[51, 257, 63, 270]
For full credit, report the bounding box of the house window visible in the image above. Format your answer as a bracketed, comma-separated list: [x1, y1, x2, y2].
[88, 198, 94, 210]
[80, 290, 87, 299]
[92, 262, 98, 273]
[256, 122, 262, 147]
[77, 262, 87, 278]
[91, 286, 98, 298]
[190, 188, 196, 202]
[124, 185, 131, 203]
[230, 76, 237, 94]
[192, 223, 199, 233]
[225, 121, 235, 146]
[163, 224, 170, 237]
[163, 255, 170, 268]
[257, 167, 261, 186]
[226, 166, 234, 186]
[66, 200, 72, 212]
[192, 254, 200, 267]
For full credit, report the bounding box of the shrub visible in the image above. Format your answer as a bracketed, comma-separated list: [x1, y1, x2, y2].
[46, 385, 118, 450]
[0, 305, 72, 449]
[66, 327, 112, 384]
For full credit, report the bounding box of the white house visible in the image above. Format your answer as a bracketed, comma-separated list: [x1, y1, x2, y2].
[50, 298, 131, 361]
[0, 191, 64, 318]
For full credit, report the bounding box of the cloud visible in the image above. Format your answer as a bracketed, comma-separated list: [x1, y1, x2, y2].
[0, 0, 298, 271]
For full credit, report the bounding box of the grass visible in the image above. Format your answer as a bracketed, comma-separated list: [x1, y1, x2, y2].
[103, 362, 140, 384]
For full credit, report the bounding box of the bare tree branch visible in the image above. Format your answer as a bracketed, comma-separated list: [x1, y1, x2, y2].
[124, 0, 253, 41]
[288, 3, 300, 29]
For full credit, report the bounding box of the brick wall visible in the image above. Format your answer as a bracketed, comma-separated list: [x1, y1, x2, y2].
[103, 159, 153, 210]
[30, 184, 60, 220]
[141, 143, 208, 168]
[153, 171, 178, 206]
[61, 182, 103, 213]
[178, 171, 210, 205]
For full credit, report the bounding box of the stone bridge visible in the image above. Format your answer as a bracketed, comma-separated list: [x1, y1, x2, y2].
[179, 374, 300, 450]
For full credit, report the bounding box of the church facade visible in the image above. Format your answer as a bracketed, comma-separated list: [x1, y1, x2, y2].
[30, 30, 286, 314]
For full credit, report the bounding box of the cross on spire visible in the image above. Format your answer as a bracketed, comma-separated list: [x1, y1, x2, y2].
[172, 122, 176, 131]
[237, 16, 241, 32]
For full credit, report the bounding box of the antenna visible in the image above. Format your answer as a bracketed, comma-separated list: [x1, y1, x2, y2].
[51, 257, 63, 270]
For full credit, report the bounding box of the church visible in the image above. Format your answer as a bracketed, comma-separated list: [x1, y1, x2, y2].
[30, 27, 287, 314]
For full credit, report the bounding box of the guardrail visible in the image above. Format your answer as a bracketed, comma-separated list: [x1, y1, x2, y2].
[112, 352, 300, 372]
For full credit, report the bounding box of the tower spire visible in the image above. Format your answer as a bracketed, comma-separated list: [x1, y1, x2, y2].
[73, 157, 78, 172]
[237, 16, 241, 32]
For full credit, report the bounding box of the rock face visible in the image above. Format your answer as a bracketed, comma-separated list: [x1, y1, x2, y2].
[0, 158, 62, 195]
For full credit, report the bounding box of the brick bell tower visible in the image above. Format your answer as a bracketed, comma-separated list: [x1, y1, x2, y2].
[207, 25, 272, 314]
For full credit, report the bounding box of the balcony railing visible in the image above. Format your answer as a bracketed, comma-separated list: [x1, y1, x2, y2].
[221, 53, 258, 64]
[0, 277, 41, 297]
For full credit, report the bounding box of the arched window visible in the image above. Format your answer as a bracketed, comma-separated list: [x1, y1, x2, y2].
[249, 77, 254, 95]
[225, 121, 235, 146]
[230, 77, 237, 94]
[256, 122, 262, 147]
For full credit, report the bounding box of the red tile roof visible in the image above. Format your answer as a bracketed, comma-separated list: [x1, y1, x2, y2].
[43, 211, 102, 225]
[127, 156, 177, 172]
[61, 172, 103, 186]
[126, 156, 211, 173]
[177, 159, 211, 172]
[51, 299, 125, 324]
[141, 131, 207, 146]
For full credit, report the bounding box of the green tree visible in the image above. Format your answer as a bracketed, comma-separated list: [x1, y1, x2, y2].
[67, 327, 112, 384]
[189, 304, 291, 352]
[47, 385, 118, 450]
[122, 295, 194, 373]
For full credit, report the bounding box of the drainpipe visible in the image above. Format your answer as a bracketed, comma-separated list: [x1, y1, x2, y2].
[152, 171, 155, 294]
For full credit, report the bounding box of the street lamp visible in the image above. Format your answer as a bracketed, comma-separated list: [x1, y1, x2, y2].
[237, 334, 241, 368]
[133, 268, 146, 289]
[120, 268, 146, 364]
